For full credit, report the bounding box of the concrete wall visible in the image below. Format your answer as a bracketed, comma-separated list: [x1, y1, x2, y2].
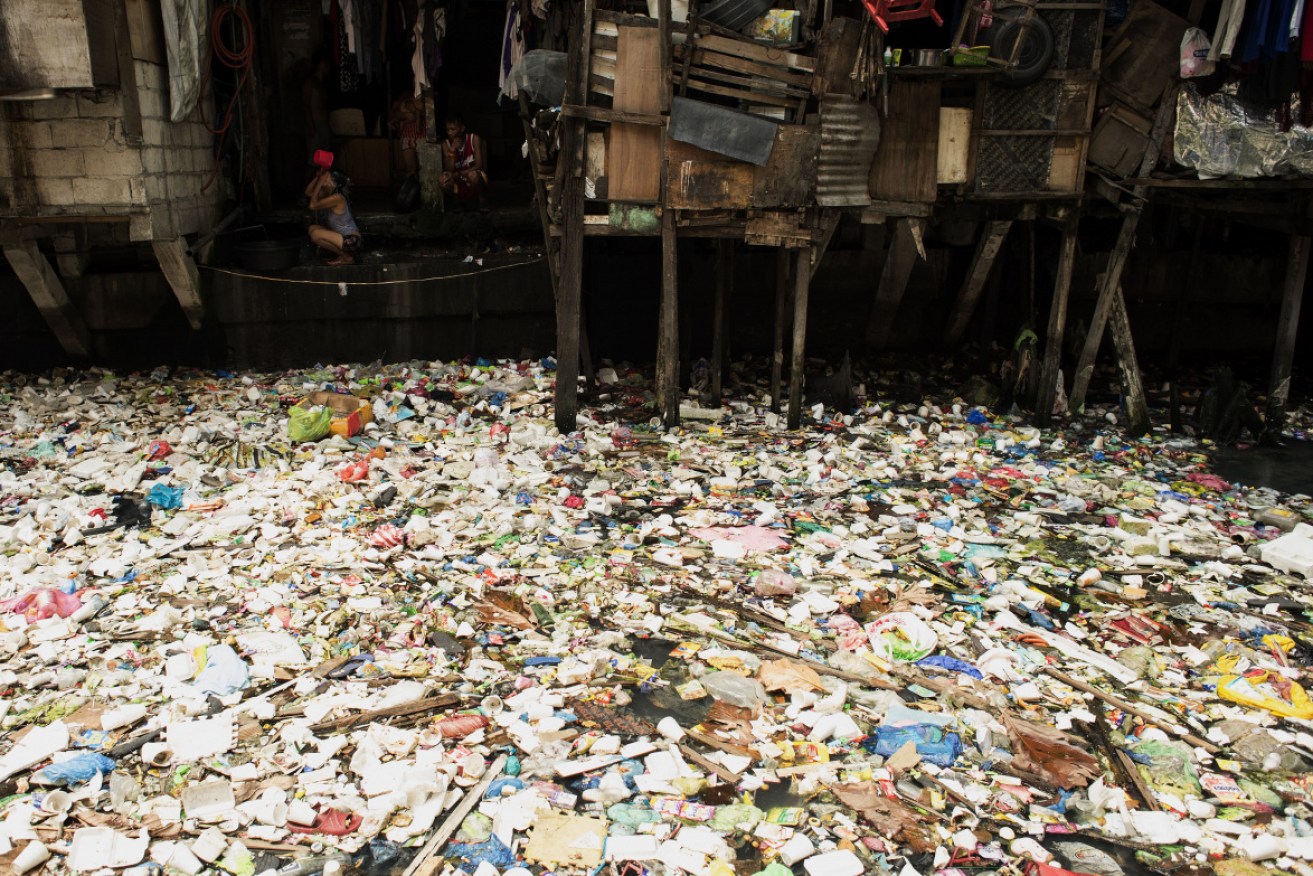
[0, 51, 219, 239]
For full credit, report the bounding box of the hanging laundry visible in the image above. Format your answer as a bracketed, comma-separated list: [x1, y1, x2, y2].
[499, 0, 526, 100]
[412, 2, 430, 96]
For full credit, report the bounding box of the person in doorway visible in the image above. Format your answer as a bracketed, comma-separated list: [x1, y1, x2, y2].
[306, 168, 362, 266]
[439, 113, 488, 210]
[390, 93, 424, 177]
[303, 52, 333, 169]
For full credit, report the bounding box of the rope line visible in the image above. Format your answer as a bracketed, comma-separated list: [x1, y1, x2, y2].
[198, 257, 544, 286]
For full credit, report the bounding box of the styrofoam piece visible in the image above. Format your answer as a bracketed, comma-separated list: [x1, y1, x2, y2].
[68, 827, 148, 871]
[181, 779, 235, 821]
[1260, 523, 1313, 577]
[804, 850, 865, 876]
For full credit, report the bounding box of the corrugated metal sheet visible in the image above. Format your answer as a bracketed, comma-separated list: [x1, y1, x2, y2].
[817, 96, 881, 207]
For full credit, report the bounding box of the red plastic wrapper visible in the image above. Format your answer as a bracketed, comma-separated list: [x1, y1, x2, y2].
[148, 440, 173, 461]
[436, 713, 491, 739]
[369, 524, 406, 548]
[0, 587, 82, 622]
[337, 459, 370, 483]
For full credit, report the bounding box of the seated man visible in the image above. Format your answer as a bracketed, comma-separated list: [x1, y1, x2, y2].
[439, 113, 488, 210]
[305, 168, 362, 266]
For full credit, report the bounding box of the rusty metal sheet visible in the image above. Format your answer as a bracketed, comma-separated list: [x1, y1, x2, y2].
[818, 95, 881, 207]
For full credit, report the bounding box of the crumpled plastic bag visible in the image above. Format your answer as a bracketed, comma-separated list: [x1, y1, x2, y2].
[0, 587, 82, 621]
[1180, 27, 1214, 78]
[758, 659, 826, 693]
[32, 753, 116, 786]
[146, 483, 184, 510]
[190, 644, 251, 696]
[288, 403, 332, 443]
[866, 611, 938, 662]
[1217, 670, 1313, 719]
[867, 723, 963, 767]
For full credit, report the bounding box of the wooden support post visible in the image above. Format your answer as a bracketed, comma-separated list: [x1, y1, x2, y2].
[1107, 286, 1150, 435]
[1069, 85, 1177, 415]
[555, 185, 584, 434]
[151, 239, 205, 330]
[811, 211, 842, 280]
[711, 238, 732, 406]
[944, 220, 1012, 347]
[1035, 217, 1078, 426]
[787, 250, 811, 429]
[771, 249, 791, 414]
[1266, 232, 1312, 439]
[3, 241, 92, 358]
[658, 210, 681, 427]
[865, 217, 921, 349]
[52, 232, 88, 279]
[553, 0, 591, 434]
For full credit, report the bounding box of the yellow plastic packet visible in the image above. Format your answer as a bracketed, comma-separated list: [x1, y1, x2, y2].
[1217, 671, 1313, 719]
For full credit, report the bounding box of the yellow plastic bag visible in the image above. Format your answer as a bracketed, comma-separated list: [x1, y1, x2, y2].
[1217, 671, 1313, 719]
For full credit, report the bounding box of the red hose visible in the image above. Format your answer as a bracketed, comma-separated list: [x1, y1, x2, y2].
[199, 3, 255, 192]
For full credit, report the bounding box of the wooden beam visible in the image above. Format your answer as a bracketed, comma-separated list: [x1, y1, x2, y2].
[770, 249, 791, 414]
[560, 104, 665, 126]
[1069, 85, 1178, 414]
[944, 220, 1012, 347]
[787, 251, 811, 429]
[3, 241, 92, 358]
[1107, 285, 1150, 435]
[151, 238, 204, 330]
[554, 0, 589, 434]
[658, 210, 680, 427]
[865, 217, 922, 348]
[1035, 217, 1078, 426]
[1266, 233, 1312, 439]
[711, 238, 732, 406]
[811, 210, 842, 280]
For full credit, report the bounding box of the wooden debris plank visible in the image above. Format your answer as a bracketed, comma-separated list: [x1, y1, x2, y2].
[685, 78, 799, 108]
[696, 33, 814, 71]
[686, 63, 811, 98]
[609, 26, 664, 202]
[691, 47, 815, 87]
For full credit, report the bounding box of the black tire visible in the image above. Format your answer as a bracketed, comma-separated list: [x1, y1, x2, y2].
[989, 11, 1055, 86]
[700, 0, 773, 33]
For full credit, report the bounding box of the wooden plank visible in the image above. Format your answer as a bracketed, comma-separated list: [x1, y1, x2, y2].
[610, 26, 664, 202]
[152, 239, 205, 330]
[562, 104, 665, 126]
[667, 139, 754, 210]
[658, 209, 680, 427]
[685, 78, 801, 109]
[1266, 233, 1312, 438]
[124, 0, 166, 63]
[1035, 218, 1078, 425]
[3, 241, 92, 358]
[1107, 285, 1150, 435]
[696, 34, 814, 72]
[711, 239, 732, 405]
[1069, 85, 1177, 415]
[864, 218, 922, 347]
[944, 220, 1011, 346]
[787, 251, 811, 429]
[771, 249, 791, 414]
[936, 107, 972, 184]
[868, 81, 940, 203]
[745, 212, 813, 246]
[555, 0, 589, 434]
[752, 127, 820, 207]
[686, 62, 811, 98]
[811, 16, 863, 96]
[693, 47, 815, 87]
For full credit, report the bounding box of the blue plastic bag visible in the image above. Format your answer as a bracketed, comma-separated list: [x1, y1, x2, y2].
[916, 655, 984, 680]
[866, 724, 963, 767]
[146, 484, 184, 510]
[32, 753, 116, 786]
